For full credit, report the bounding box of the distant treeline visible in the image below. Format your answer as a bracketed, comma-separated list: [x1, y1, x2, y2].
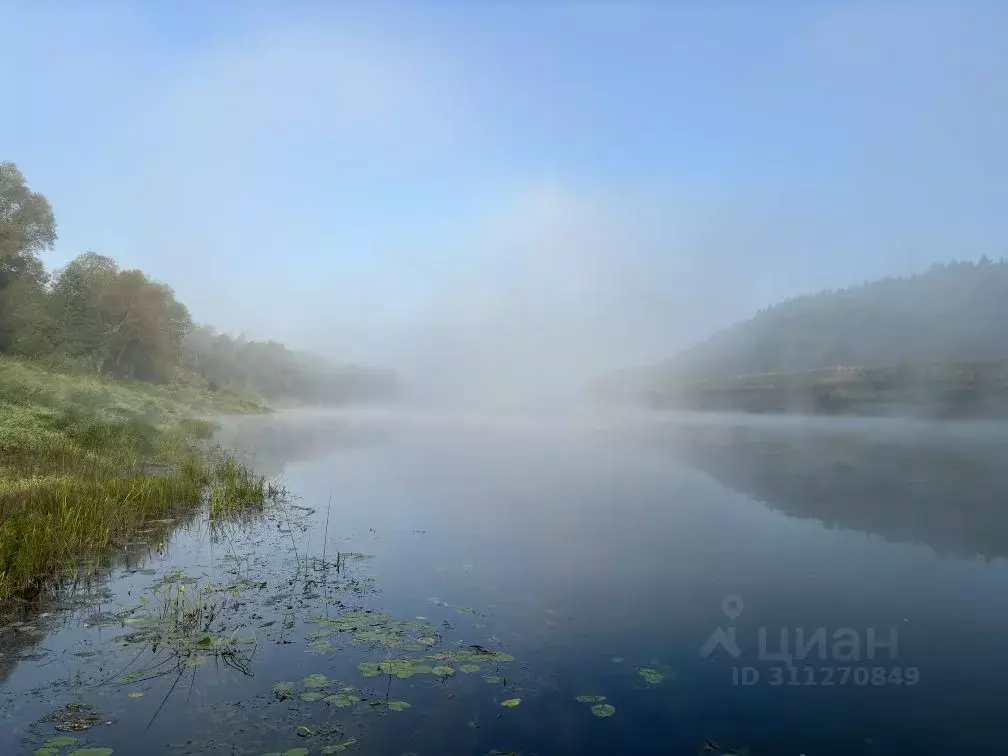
[668, 258, 1008, 378]
[605, 258, 1008, 416]
[0, 161, 397, 403]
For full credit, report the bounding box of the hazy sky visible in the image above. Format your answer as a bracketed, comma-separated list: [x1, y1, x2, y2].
[4, 2, 1007, 399]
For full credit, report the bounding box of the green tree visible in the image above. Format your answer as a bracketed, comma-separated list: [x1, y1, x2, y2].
[0, 162, 57, 351]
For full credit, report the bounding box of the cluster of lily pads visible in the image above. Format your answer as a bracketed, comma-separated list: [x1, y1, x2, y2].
[272, 672, 413, 715]
[307, 610, 438, 653]
[33, 736, 112, 756]
[574, 694, 616, 718]
[357, 645, 515, 680]
[272, 674, 363, 708]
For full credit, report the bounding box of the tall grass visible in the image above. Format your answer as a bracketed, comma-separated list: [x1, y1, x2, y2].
[0, 356, 276, 603]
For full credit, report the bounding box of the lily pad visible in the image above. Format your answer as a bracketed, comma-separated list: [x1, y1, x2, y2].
[34, 749, 58, 756]
[591, 703, 616, 718]
[459, 664, 480, 673]
[387, 700, 411, 711]
[431, 665, 455, 676]
[272, 682, 295, 699]
[303, 673, 328, 688]
[324, 692, 359, 708]
[127, 691, 144, 699]
[638, 668, 664, 684]
[45, 737, 79, 747]
[183, 655, 207, 667]
[575, 695, 606, 703]
[67, 750, 114, 756]
[282, 750, 309, 756]
[299, 691, 324, 702]
[500, 698, 521, 708]
[321, 738, 356, 753]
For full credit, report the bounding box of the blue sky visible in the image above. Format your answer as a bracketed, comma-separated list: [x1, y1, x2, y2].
[3, 2, 1007, 398]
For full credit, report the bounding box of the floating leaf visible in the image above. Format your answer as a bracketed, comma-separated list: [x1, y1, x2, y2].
[357, 661, 381, 678]
[575, 695, 606, 703]
[324, 692, 359, 708]
[638, 668, 664, 685]
[272, 682, 295, 699]
[299, 692, 324, 702]
[45, 737, 79, 747]
[467, 721, 480, 729]
[431, 665, 455, 676]
[591, 703, 616, 718]
[303, 673, 328, 688]
[196, 635, 216, 650]
[282, 750, 309, 756]
[296, 726, 312, 738]
[127, 691, 144, 699]
[184, 655, 207, 667]
[67, 750, 114, 756]
[387, 700, 411, 712]
[308, 640, 335, 653]
[34, 749, 58, 756]
[321, 738, 356, 753]
[459, 664, 480, 673]
[500, 698, 521, 708]
[483, 675, 501, 684]
[430, 648, 514, 664]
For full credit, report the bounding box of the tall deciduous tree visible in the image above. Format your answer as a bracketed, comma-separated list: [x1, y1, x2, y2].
[0, 162, 56, 352]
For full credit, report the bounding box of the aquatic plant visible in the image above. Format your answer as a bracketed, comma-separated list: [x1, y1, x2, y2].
[637, 668, 664, 684]
[591, 703, 616, 718]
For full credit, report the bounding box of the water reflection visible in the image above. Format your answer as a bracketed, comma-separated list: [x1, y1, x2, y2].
[639, 416, 1008, 561]
[213, 409, 397, 476]
[5, 410, 1008, 755]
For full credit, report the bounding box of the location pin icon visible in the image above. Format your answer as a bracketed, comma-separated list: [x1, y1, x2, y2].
[721, 594, 744, 621]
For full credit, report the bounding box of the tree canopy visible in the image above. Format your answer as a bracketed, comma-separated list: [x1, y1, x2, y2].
[659, 258, 1008, 379]
[0, 161, 397, 404]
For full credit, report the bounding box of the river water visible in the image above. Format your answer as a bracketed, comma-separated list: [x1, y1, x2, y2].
[3, 409, 1008, 755]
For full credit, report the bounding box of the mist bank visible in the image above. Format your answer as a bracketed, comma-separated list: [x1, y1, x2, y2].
[606, 259, 1008, 419]
[1, 161, 399, 407]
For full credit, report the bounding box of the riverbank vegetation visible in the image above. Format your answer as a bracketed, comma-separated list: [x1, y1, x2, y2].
[0, 161, 333, 602]
[0, 357, 280, 602]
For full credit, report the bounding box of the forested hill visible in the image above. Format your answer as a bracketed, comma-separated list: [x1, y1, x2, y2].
[661, 259, 1008, 379]
[0, 161, 397, 404]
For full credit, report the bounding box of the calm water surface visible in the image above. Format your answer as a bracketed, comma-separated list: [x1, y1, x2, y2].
[3, 409, 1008, 755]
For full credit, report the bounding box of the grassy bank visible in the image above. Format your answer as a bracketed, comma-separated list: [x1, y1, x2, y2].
[0, 357, 276, 602]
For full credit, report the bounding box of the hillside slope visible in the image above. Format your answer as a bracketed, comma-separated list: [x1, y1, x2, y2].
[666, 258, 1008, 378]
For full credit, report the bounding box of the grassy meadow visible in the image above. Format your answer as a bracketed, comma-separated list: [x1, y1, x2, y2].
[0, 357, 276, 602]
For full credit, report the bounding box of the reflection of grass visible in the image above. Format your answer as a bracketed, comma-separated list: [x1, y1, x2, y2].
[0, 357, 272, 602]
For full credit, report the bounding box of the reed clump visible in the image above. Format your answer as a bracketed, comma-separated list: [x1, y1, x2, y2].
[0, 357, 273, 602]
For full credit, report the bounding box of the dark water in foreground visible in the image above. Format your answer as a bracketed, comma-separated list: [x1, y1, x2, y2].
[3, 409, 1008, 755]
